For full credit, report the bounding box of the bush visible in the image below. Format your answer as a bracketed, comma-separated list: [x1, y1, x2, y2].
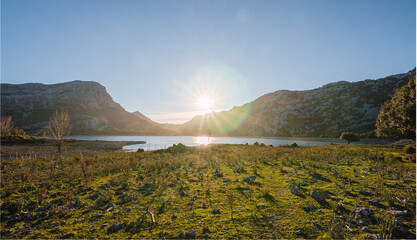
[167, 143, 188, 153]
[136, 148, 145, 153]
[253, 141, 259, 146]
[340, 132, 360, 144]
[403, 145, 416, 154]
[290, 142, 298, 148]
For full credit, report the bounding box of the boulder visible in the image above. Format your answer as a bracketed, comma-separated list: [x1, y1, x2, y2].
[311, 190, 329, 202]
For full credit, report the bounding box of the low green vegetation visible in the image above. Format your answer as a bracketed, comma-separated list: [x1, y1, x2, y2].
[0, 144, 415, 239]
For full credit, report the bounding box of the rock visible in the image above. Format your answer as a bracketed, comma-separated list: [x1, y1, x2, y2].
[259, 203, 267, 208]
[223, 178, 232, 183]
[191, 196, 197, 201]
[289, 185, 300, 196]
[211, 209, 221, 214]
[295, 230, 303, 235]
[302, 205, 317, 213]
[202, 203, 207, 209]
[185, 232, 196, 239]
[311, 190, 329, 202]
[179, 190, 186, 198]
[107, 223, 125, 234]
[362, 226, 371, 232]
[310, 172, 330, 182]
[365, 234, 379, 239]
[388, 210, 409, 218]
[243, 176, 256, 183]
[172, 214, 177, 220]
[351, 207, 374, 220]
[394, 225, 411, 236]
[203, 233, 209, 239]
[188, 201, 194, 206]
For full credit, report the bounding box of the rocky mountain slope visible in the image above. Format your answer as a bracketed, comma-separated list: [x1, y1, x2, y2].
[1, 81, 173, 135]
[181, 69, 416, 137]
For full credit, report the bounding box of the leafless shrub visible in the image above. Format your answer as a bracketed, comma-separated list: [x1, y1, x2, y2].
[47, 110, 71, 152]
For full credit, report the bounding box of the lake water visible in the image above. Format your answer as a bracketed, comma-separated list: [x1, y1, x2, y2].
[70, 135, 392, 152]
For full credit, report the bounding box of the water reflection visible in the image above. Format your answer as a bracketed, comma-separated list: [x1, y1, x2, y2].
[195, 136, 211, 145]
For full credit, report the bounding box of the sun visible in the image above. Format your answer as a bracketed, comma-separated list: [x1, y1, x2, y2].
[196, 95, 214, 110]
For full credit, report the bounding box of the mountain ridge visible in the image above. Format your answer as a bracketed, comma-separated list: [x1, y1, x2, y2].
[180, 68, 415, 137]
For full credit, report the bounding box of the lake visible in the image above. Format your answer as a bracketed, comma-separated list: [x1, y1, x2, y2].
[70, 135, 393, 152]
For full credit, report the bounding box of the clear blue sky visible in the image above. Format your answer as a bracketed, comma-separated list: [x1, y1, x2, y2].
[2, 0, 416, 123]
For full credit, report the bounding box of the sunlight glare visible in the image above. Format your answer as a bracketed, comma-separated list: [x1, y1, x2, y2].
[195, 136, 211, 145]
[196, 95, 214, 110]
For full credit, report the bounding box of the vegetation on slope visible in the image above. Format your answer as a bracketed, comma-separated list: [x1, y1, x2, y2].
[1, 144, 415, 239]
[376, 75, 416, 139]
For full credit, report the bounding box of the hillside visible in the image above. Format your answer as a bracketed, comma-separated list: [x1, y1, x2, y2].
[181, 69, 416, 138]
[0, 81, 173, 135]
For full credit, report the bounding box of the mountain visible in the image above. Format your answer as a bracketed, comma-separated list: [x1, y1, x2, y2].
[1, 80, 174, 135]
[181, 69, 416, 138]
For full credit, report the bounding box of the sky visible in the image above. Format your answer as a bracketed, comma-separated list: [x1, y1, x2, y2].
[2, 0, 416, 124]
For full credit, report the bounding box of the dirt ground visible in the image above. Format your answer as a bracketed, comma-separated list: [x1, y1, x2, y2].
[0, 140, 143, 160]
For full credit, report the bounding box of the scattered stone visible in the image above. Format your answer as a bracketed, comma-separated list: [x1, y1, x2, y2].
[394, 225, 411, 236]
[188, 201, 194, 206]
[223, 178, 232, 183]
[259, 203, 267, 208]
[388, 210, 409, 218]
[295, 230, 303, 235]
[107, 223, 125, 234]
[289, 185, 300, 196]
[243, 176, 256, 183]
[302, 205, 317, 213]
[311, 190, 329, 202]
[211, 209, 221, 214]
[185, 232, 196, 239]
[191, 196, 197, 201]
[310, 172, 330, 182]
[365, 234, 379, 239]
[351, 207, 374, 221]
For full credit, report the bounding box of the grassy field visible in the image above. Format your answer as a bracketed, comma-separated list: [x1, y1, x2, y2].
[0, 143, 415, 239]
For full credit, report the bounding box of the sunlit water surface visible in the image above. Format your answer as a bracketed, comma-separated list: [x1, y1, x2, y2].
[70, 136, 392, 152]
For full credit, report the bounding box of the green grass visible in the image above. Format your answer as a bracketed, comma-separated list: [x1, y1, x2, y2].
[1, 144, 415, 239]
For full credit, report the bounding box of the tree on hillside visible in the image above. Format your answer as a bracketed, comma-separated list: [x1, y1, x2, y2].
[340, 132, 360, 144]
[1, 116, 13, 135]
[47, 110, 71, 152]
[376, 75, 416, 139]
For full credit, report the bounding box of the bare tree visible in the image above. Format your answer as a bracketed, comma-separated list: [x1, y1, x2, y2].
[47, 110, 71, 152]
[1, 116, 13, 135]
